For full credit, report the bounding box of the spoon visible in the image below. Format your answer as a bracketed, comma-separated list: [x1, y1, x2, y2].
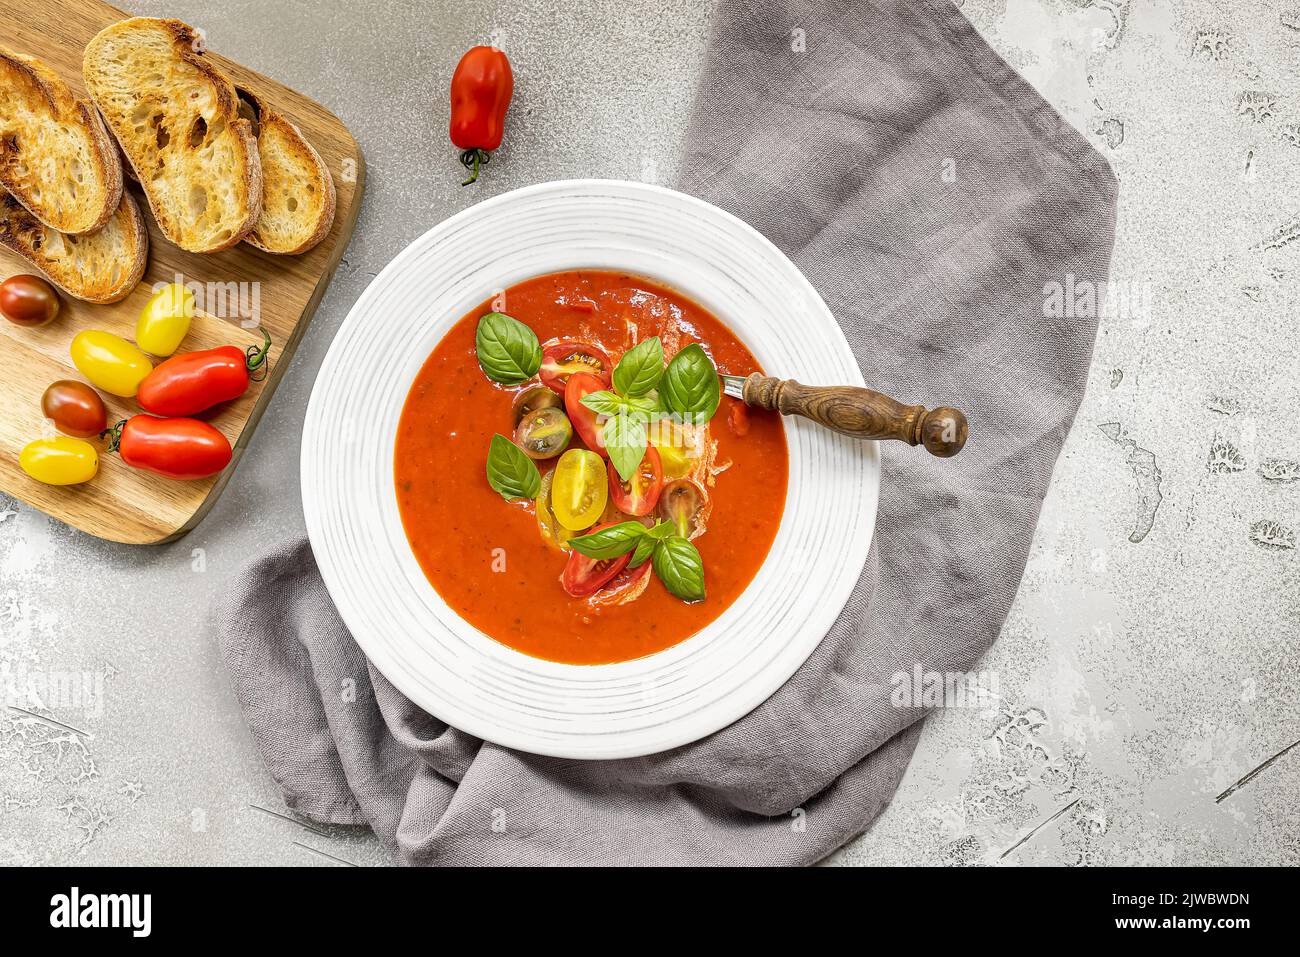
[721, 373, 968, 458]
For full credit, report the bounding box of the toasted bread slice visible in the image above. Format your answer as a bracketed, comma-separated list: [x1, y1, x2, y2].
[0, 48, 123, 235]
[237, 89, 335, 255]
[82, 17, 261, 253]
[0, 188, 148, 303]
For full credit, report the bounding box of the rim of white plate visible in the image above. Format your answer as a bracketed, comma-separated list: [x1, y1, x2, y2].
[301, 179, 879, 760]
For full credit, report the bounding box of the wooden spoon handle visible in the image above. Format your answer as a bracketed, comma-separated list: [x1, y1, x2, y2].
[741, 374, 969, 457]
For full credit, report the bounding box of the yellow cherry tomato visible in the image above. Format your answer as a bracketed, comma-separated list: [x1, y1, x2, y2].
[551, 448, 608, 531]
[136, 282, 196, 357]
[653, 422, 698, 479]
[535, 469, 575, 551]
[70, 329, 153, 397]
[19, 437, 98, 486]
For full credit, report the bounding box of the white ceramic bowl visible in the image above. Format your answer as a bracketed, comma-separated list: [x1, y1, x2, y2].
[302, 179, 879, 759]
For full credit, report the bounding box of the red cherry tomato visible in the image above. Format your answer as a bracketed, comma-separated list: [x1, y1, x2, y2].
[41, 380, 108, 437]
[564, 371, 607, 454]
[590, 560, 653, 605]
[539, 339, 611, 394]
[560, 522, 632, 597]
[136, 330, 270, 417]
[1, 274, 60, 327]
[608, 445, 663, 516]
[111, 415, 232, 480]
[450, 45, 513, 185]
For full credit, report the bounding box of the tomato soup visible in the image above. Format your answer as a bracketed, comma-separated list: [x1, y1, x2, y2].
[395, 270, 788, 664]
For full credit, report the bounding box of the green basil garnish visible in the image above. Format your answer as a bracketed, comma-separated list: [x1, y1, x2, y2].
[612, 336, 664, 398]
[629, 536, 657, 569]
[475, 312, 541, 384]
[568, 521, 647, 560]
[661, 343, 720, 424]
[568, 519, 702, 600]
[485, 433, 541, 500]
[651, 535, 706, 602]
[579, 390, 626, 417]
[603, 412, 647, 483]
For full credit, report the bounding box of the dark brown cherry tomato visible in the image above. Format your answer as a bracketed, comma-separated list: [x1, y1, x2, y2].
[659, 479, 705, 538]
[511, 383, 562, 425]
[514, 406, 572, 459]
[539, 340, 611, 394]
[1, 274, 60, 327]
[41, 380, 108, 437]
[563, 371, 607, 453]
[608, 445, 663, 516]
[136, 329, 271, 417]
[108, 415, 232, 480]
[450, 46, 514, 185]
[560, 522, 632, 597]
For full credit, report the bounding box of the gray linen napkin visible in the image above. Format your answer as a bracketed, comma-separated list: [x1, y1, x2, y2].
[218, 0, 1117, 865]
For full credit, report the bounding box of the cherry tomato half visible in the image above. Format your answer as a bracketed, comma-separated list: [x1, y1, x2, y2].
[550, 447, 607, 531]
[589, 560, 653, 606]
[535, 469, 575, 552]
[564, 372, 607, 453]
[1, 274, 60, 327]
[111, 415, 232, 480]
[41, 380, 108, 437]
[608, 445, 663, 516]
[539, 340, 611, 394]
[514, 406, 572, 459]
[560, 522, 632, 598]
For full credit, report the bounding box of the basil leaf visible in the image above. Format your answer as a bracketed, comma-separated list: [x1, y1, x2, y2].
[628, 535, 657, 569]
[485, 433, 541, 500]
[475, 312, 541, 384]
[645, 519, 673, 540]
[621, 393, 662, 420]
[660, 343, 720, 424]
[652, 535, 706, 602]
[568, 521, 646, 560]
[612, 336, 664, 398]
[604, 412, 647, 483]
[580, 390, 626, 417]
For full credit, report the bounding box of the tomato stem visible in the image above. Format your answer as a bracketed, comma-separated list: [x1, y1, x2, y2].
[246, 328, 273, 382]
[101, 419, 126, 454]
[460, 148, 490, 186]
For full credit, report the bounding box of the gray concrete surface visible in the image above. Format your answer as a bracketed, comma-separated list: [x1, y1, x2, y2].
[1, 0, 1296, 866]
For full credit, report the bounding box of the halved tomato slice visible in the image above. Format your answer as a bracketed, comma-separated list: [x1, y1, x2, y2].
[589, 560, 653, 607]
[564, 371, 607, 453]
[540, 340, 612, 394]
[561, 522, 632, 597]
[608, 445, 663, 516]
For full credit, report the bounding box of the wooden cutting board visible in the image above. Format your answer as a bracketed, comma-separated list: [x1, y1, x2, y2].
[0, 0, 364, 544]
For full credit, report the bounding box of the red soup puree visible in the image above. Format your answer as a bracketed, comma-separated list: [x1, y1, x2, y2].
[395, 270, 788, 664]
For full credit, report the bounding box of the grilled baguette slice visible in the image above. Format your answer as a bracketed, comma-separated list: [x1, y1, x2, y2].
[82, 17, 261, 253]
[238, 88, 335, 255]
[0, 48, 123, 235]
[0, 189, 148, 303]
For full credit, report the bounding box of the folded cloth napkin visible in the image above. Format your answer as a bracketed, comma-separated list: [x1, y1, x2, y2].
[218, 0, 1117, 865]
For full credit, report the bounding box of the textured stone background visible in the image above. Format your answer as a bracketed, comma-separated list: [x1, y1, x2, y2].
[1, 0, 1296, 866]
